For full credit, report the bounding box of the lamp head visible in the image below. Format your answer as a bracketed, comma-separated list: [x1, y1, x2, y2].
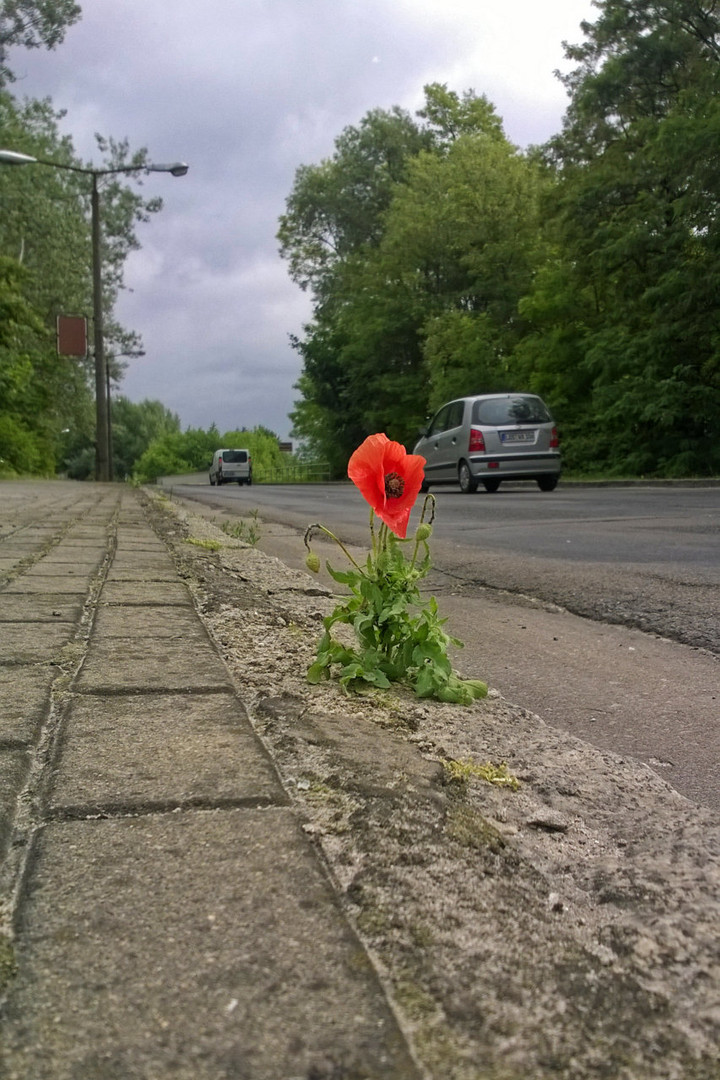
[148, 162, 189, 177]
[0, 150, 38, 165]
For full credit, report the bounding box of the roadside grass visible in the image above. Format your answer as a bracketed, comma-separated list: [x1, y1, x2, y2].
[219, 511, 261, 546]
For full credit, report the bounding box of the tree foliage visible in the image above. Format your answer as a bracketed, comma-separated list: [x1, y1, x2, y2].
[0, 0, 81, 84]
[132, 425, 288, 483]
[108, 397, 181, 481]
[281, 12, 720, 478]
[281, 84, 544, 469]
[531, 0, 720, 473]
[0, 87, 167, 476]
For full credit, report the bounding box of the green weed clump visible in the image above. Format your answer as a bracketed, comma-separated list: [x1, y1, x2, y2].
[220, 511, 261, 546]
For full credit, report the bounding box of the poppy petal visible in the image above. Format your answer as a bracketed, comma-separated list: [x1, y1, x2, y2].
[348, 433, 426, 538]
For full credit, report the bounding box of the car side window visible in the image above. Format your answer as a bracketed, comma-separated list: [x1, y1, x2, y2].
[428, 405, 450, 436]
[447, 400, 465, 429]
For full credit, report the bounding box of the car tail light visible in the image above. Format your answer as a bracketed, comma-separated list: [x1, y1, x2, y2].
[469, 428, 485, 452]
[218, 456, 223, 464]
[550, 427, 559, 448]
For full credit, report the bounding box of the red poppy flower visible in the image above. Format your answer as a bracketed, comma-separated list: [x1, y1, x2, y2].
[347, 433, 426, 538]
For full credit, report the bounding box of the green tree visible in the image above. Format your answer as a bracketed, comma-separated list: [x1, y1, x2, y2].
[109, 397, 181, 481]
[282, 85, 544, 466]
[0, 92, 170, 475]
[381, 131, 546, 410]
[0, 254, 53, 474]
[222, 426, 286, 476]
[0, 0, 81, 84]
[279, 101, 432, 467]
[416, 82, 506, 149]
[132, 426, 219, 483]
[278, 104, 430, 298]
[533, 0, 720, 474]
[132, 425, 287, 484]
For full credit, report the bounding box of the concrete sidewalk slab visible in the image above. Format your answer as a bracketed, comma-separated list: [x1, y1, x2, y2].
[49, 692, 284, 813]
[106, 558, 180, 581]
[0, 542, 53, 561]
[33, 550, 106, 568]
[0, 667, 55, 744]
[99, 581, 192, 606]
[55, 534, 111, 544]
[92, 605, 212, 641]
[114, 534, 172, 550]
[1, 622, 78, 662]
[0, 753, 32, 859]
[19, 564, 99, 579]
[2, 810, 419, 1080]
[0, 596, 85, 622]
[2, 576, 92, 595]
[74, 637, 233, 692]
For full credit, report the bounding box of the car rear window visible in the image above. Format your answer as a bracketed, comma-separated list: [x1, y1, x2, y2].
[472, 397, 552, 426]
[222, 450, 248, 463]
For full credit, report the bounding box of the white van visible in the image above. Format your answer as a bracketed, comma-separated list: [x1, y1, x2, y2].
[209, 449, 252, 486]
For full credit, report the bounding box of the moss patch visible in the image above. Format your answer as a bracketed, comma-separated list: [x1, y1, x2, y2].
[445, 804, 506, 853]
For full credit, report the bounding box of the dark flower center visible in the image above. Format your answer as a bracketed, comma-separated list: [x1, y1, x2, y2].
[384, 471, 405, 499]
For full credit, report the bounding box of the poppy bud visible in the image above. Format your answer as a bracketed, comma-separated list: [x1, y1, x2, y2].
[305, 551, 321, 574]
[415, 523, 433, 542]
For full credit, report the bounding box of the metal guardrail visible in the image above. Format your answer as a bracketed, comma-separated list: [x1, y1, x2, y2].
[253, 463, 332, 484]
[156, 464, 333, 486]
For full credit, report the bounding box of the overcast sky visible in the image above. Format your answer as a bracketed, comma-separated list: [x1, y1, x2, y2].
[8, 0, 595, 442]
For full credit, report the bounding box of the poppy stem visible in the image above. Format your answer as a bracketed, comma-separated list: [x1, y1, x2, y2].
[409, 538, 422, 570]
[304, 523, 366, 574]
[420, 493, 436, 526]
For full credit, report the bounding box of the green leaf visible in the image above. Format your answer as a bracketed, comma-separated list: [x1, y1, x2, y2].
[326, 564, 362, 586]
[307, 661, 330, 684]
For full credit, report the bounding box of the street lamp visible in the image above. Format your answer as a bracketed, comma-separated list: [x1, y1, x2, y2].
[0, 149, 188, 481]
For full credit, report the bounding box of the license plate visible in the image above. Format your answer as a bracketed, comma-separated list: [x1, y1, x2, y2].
[500, 430, 534, 443]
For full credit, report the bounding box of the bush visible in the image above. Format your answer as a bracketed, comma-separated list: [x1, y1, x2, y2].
[132, 425, 284, 483]
[0, 415, 54, 476]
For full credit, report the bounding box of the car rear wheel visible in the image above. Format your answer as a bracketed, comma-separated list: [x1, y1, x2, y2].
[537, 476, 559, 492]
[209, 476, 215, 486]
[458, 461, 478, 494]
[482, 478, 501, 493]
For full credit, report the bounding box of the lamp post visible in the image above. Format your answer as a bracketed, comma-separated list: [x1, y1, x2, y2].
[0, 149, 188, 481]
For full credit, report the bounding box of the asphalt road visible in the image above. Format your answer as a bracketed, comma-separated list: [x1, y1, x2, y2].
[172, 481, 720, 811]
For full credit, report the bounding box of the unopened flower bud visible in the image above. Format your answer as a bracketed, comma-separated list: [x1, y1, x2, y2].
[305, 551, 321, 574]
[415, 523, 433, 542]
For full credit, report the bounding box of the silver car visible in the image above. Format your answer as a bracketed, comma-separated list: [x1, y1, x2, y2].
[414, 393, 561, 494]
